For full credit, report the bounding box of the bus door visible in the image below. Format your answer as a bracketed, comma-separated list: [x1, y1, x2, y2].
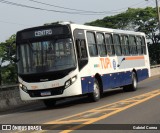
[74, 29, 90, 94]
[73, 29, 88, 71]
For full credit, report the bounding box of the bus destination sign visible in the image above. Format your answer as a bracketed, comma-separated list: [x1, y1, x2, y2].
[34, 29, 52, 37]
[19, 26, 70, 41]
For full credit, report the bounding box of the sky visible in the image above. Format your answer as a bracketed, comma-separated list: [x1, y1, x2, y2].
[0, 0, 156, 42]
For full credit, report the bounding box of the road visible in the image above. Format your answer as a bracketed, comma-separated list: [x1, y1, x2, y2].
[0, 75, 160, 133]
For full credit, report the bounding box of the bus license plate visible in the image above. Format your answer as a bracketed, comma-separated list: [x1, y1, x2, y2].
[41, 91, 51, 96]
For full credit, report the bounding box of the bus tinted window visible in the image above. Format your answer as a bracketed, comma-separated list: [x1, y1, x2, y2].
[129, 36, 138, 55]
[121, 35, 130, 55]
[105, 33, 115, 56]
[137, 36, 143, 55]
[80, 40, 88, 58]
[86, 32, 98, 56]
[97, 33, 107, 56]
[142, 36, 146, 55]
[113, 34, 122, 56]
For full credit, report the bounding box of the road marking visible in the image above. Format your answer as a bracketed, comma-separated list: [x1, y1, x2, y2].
[30, 89, 160, 133]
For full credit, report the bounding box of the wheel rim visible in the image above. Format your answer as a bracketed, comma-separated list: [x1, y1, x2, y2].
[133, 74, 137, 88]
[94, 81, 100, 98]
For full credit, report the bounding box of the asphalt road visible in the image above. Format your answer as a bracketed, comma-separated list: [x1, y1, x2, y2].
[0, 75, 160, 133]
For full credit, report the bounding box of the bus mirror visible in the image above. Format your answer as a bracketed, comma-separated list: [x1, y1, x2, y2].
[117, 58, 125, 67]
[12, 58, 20, 63]
[8, 41, 16, 55]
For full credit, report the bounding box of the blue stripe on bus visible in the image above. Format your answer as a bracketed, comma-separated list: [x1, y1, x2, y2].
[81, 76, 94, 94]
[81, 68, 149, 94]
[137, 69, 149, 82]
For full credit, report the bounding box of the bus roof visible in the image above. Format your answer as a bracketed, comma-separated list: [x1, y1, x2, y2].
[69, 23, 145, 36]
[17, 22, 145, 36]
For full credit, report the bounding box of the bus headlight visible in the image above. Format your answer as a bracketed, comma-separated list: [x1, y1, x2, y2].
[19, 83, 28, 93]
[71, 75, 77, 83]
[65, 79, 71, 89]
[65, 75, 77, 89]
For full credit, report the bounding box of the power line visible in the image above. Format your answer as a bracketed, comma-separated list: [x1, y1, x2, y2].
[103, 1, 146, 12]
[27, 0, 103, 13]
[0, 0, 150, 15]
[26, 0, 147, 13]
[0, 0, 118, 15]
[139, 0, 155, 8]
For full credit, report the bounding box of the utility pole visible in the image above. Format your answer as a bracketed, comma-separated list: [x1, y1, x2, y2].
[155, 0, 160, 34]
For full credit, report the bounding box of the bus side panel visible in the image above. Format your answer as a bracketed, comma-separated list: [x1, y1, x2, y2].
[137, 68, 149, 82]
[114, 72, 125, 87]
[102, 74, 114, 89]
[102, 71, 132, 90]
[81, 76, 94, 94]
[124, 71, 132, 85]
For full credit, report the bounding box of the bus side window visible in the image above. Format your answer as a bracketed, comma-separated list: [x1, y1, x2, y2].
[75, 39, 88, 70]
[97, 33, 107, 56]
[86, 32, 98, 57]
[142, 36, 147, 55]
[121, 35, 130, 55]
[75, 39, 81, 59]
[105, 33, 115, 56]
[129, 36, 138, 55]
[137, 36, 142, 55]
[80, 40, 88, 59]
[113, 34, 122, 56]
[76, 39, 88, 59]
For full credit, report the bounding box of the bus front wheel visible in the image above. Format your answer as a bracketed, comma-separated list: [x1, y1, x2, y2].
[43, 99, 56, 108]
[88, 79, 100, 102]
[123, 72, 138, 92]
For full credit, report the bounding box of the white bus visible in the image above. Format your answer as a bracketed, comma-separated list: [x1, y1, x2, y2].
[16, 22, 150, 107]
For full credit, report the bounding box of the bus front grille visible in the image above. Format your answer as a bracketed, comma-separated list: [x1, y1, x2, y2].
[27, 86, 65, 97]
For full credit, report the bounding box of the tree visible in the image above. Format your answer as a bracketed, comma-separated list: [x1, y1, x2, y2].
[85, 7, 160, 64]
[0, 34, 17, 85]
[85, 7, 158, 44]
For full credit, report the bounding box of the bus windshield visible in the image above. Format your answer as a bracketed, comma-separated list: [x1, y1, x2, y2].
[17, 38, 76, 74]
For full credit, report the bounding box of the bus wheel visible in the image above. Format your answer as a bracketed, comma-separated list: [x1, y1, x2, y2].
[43, 99, 56, 108]
[89, 79, 100, 102]
[123, 72, 138, 92]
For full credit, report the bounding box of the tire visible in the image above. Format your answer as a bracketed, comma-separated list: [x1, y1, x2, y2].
[43, 99, 56, 108]
[123, 72, 138, 92]
[88, 79, 100, 102]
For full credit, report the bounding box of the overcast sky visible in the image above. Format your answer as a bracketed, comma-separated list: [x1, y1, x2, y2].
[0, 0, 155, 42]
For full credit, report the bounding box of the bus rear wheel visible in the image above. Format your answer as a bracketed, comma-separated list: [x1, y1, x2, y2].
[88, 79, 100, 102]
[43, 99, 56, 108]
[123, 72, 138, 92]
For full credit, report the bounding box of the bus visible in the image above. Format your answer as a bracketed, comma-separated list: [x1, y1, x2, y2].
[16, 22, 150, 107]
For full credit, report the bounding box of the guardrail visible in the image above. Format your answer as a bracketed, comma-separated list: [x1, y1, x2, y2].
[0, 84, 18, 90]
[0, 84, 34, 112]
[150, 64, 160, 68]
